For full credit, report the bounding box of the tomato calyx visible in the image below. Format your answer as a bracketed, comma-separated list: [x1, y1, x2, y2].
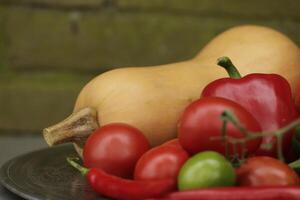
[218, 109, 300, 164]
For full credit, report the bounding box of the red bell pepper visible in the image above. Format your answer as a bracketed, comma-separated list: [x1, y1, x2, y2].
[201, 57, 299, 157]
[67, 157, 175, 200]
[150, 186, 300, 200]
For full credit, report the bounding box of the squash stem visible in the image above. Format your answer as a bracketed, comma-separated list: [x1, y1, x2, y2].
[43, 107, 99, 146]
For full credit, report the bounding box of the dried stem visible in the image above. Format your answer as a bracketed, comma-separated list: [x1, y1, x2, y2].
[43, 107, 99, 146]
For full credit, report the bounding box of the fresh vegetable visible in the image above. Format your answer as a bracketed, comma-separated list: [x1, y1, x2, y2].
[236, 156, 300, 186]
[83, 123, 150, 178]
[43, 25, 300, 157]
[201, 57, 299, 157]
[67, 157, 175, 200]
[161, 139, 182, 147]
[177, 151, 236, 191]
[295, 80, 300, 110]
[195, 26, 300, 95]
[134, 139, 189, 181]
[154, 186, 300, 200]
[178, 97, 261, 156]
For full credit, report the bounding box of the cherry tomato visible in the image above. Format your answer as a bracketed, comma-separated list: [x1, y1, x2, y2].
[83, 123, 150, 178]
[134, 139, 189, 181]
[178, 97, 262, 156]
[178, 151, 236, 190]
[161, 138, 181, 147]
[236, 156, 300, 186]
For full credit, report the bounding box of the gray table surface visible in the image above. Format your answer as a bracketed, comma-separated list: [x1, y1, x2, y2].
[0, 134, 47, 200]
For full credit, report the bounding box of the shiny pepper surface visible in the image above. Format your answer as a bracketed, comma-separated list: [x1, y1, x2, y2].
[202, 57, 299, 157]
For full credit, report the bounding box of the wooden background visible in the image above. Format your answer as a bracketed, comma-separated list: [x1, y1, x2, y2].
[0, 0, 300, 135]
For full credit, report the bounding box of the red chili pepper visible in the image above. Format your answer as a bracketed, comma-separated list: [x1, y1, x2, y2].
[151, 186, 300, 200]
[67, 157, 175, 200]
[201, 57, 299, 157]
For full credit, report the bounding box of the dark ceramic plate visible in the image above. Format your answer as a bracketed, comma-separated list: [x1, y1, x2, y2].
[0, 144, 109, 200]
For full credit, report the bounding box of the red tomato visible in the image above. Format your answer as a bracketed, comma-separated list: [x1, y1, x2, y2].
[236, 156, 300, 186]
[83, 123, 150, 178]
[161, 138, 181, 147]
[178, 97, 262, 156]
[134, 139, 189, 181]
[295, 80, 300, 110]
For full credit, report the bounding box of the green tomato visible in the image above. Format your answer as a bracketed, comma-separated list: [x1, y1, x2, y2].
[178, 151, 236, 190]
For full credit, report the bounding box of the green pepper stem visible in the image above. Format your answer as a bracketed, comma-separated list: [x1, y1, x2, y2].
[66, 157, 89, 176]
[217, 56, 242, 79]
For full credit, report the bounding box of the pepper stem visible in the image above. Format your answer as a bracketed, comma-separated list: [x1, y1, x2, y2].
[66, 157, 89, 176]
[217, 56, 242, 79]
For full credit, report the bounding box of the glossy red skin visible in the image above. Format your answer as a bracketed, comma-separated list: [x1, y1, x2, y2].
[87, 168, 175, 200]
[134, 139, 189, 181]
[154, 186, 300, 200]
[83, 123, 150, 178]
[236, 156, 300, 186]
[178, 97, 262, 156]
[161, 139, 181, 147]
[202, 74, 299, 157]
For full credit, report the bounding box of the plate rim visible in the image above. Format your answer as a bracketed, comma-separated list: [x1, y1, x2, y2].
[0, 144, 73, 200]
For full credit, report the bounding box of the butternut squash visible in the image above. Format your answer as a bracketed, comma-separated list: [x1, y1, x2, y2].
[43, 25, 300, 156]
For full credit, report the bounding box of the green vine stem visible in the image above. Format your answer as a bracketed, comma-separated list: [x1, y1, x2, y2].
[221, 120, 229, 159]
[219, 110, 300, 162]
[289, 152, 300, 173]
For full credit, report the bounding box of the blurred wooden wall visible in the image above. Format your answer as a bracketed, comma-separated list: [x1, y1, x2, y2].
[0, 0, 299, 134]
